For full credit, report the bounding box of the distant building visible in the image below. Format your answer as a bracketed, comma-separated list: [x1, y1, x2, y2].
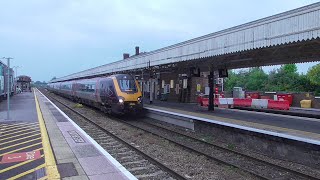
[17, 75, 32, 92]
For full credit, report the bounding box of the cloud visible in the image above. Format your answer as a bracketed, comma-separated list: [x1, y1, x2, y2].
[0, 0, 319, 81]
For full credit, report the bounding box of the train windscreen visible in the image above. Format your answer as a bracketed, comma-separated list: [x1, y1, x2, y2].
[116, 75, 137, 92]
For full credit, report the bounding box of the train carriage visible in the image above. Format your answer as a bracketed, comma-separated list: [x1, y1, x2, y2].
[48, 74, 143, 115]
[0, 61, 14, 100]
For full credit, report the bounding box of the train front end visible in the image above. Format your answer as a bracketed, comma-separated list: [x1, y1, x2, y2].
[113, 74, 143, 115]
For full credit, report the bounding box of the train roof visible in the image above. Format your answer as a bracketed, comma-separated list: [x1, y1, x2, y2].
[48, 74, 135, 84]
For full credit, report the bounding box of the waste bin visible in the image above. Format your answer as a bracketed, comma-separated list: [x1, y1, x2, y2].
[277, 94, 293, 106]
[300, 100, 311, 108]
[245, 92, 259, 99]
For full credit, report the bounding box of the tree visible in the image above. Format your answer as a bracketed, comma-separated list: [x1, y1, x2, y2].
[224, 70, 247, 91]
[307, 63, 320, 86]
[283, 64, 297, 74]
[307, 63, 320, 95]
[265, 64, 300, 92]
[224, 64, 317, 94]
[245, 67, 268, 91]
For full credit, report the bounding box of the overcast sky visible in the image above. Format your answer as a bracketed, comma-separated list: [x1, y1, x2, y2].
[1, 0, 319, 82]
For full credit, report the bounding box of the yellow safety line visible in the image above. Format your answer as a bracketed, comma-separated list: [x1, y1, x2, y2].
[0, 122, 38, 128]
[0, 137, 42, 151]
[34, 90, 60, 179]
[0, 154, 45, 174]
[0, 133, 41, 146]
[0, 127, 40, 138]
[0, 124, 39, 134]
[7, 164, 46, 180]
[0, 142, 42, 157]
[0, 130, 40, 142]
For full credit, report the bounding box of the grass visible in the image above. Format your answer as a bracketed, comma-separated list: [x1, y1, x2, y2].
[74, 103, 83, 108]
[227, 144, 235, 150]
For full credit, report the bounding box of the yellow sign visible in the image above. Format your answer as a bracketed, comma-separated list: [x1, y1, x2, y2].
[197, 84, 201, 92]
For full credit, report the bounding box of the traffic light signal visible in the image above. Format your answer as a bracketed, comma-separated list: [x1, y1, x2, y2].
[215, 87, 219, 94]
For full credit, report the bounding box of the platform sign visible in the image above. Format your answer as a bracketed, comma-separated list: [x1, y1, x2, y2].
[0, 150, 41, 164]
[205, 87, 210, 95]
[196, 84, 201, 92]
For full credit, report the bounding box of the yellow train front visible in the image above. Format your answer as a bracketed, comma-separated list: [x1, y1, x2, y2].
[99, 74, 143, 115]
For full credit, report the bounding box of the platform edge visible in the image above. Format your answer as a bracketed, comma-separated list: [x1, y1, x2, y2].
[37, 88, 137, 180]
[34, 89, 60, 179]
[145, 107, 320, 146]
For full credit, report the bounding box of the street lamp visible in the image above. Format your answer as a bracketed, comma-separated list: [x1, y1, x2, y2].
[2, 57, 13, 120]
[13, 66, 20, 79]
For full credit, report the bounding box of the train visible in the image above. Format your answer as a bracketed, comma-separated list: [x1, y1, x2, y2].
[0, 60, 15, 101]
[47, 74, 143, 115]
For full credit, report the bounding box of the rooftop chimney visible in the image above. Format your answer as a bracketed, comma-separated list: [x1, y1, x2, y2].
[123, 53, 130, 59]
[135, 46, 139, 55]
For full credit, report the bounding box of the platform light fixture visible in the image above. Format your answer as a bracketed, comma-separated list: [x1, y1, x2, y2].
[13, 66, 20, 79]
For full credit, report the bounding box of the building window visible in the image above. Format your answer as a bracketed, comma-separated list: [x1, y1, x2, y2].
[170, 80, 174, 88]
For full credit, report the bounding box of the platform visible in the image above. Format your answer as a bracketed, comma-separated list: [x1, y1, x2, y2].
[144, 100, 320, 144]
[0, 90, 136, 180]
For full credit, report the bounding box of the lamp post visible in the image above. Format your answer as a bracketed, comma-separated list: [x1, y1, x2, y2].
[3, 57, 13, 120]
[13, 66, 20, 79]
[13, 66, 20, 95]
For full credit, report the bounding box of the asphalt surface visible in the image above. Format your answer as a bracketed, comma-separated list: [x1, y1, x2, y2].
[0, 92, 37, 122]
[146, 100, 320, 134]
[0, 92, 46, 179]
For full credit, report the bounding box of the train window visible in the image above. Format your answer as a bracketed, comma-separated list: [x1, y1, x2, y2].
[117, 76, 137, 92]
[89, 84, 95, 92]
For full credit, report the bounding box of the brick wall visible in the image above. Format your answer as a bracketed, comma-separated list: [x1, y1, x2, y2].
[159, 72, 180, 102]
[190, 77, 208, 103]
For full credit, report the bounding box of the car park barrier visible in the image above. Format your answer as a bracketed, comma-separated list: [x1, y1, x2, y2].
[198, 97, 290, 111]
[251, 99, 268, 109]
[234, 98, 252, 107]
[267, 100, 290, 110]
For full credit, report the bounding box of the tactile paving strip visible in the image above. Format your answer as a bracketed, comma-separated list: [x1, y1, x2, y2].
[0, 122, 46, 179]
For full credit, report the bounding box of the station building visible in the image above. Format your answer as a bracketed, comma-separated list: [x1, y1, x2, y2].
[16, 75, 32, 92]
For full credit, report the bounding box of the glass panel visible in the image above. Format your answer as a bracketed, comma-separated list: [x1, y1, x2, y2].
[118, 79, 137, 92]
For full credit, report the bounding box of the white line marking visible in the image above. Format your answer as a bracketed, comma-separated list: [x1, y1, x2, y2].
[37, 89, 137, 180]
[145, 107, 320, 146]
[225, 108, 320, 123]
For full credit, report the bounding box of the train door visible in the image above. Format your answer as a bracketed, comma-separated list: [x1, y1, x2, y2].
[100, 78, 117, 106]
[99, 80, 107, 104]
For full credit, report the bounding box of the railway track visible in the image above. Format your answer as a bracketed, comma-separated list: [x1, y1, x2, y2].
[123, 119, 320, 180]
[41, 89, 320, 180]
[41, 90, 185, 180]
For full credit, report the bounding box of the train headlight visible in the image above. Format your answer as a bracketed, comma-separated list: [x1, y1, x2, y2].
[137, 96, 142, 103]
[119, 98, 124, 104]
